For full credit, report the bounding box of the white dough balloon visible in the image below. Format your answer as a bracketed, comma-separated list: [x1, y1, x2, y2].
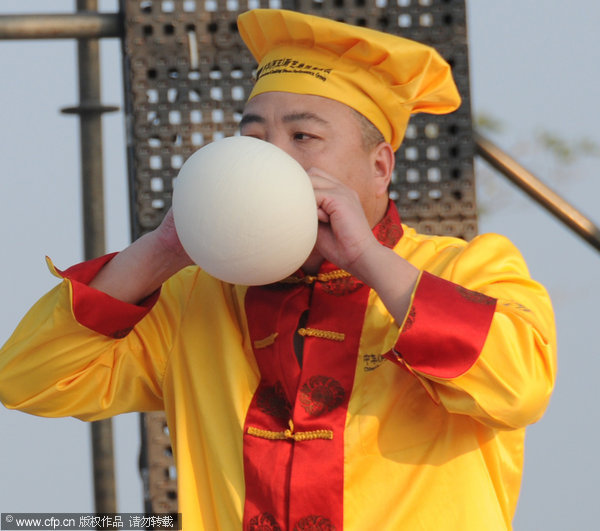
[172, 136, 318, 285]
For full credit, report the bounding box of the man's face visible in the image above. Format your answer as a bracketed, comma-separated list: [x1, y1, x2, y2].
[239, 92, 389, 228]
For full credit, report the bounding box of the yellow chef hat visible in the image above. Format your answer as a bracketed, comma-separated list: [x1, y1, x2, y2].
[237, 9, 461, 150]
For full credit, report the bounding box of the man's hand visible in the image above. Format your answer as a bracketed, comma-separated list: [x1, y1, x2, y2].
[153, 209, 194, 270]
[309, 168, 380, 276]
[308, 168, 420, 325]
[88, 208, 193, 304]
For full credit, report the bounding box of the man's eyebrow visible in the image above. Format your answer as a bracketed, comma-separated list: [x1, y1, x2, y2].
[239, 111, 330, 129]
[239, 113, 265, 129]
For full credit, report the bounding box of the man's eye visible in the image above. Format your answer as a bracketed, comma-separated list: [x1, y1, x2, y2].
[293, 132, 313, 141]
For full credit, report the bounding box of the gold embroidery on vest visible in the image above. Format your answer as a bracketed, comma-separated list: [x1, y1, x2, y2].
[253, 332, 279, 349]
[247, 419, 333, 442]
[297, 327, 345, 342]
[281, 269, 351, 285]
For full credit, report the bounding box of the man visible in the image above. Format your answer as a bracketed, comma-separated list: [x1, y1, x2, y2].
[0, 9, 556, 530]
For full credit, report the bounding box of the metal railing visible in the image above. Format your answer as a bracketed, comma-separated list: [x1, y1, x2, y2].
[0, 12, 120, 39]
[475, 132, 600, 252]
[1, 6, 120, 513]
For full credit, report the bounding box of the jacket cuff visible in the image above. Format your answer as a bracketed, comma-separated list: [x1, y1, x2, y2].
[384, 271, 497, 379]
[47, 254, 160, 339]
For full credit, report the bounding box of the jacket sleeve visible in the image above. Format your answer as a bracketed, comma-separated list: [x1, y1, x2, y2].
[385, 233, 557, 430]
[0, 255, 195, 422]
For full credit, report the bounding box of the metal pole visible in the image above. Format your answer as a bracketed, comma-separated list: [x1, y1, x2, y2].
[0, 13, 121, 40]
[61, 0, 118, 513]
[474, 131, 600, 252]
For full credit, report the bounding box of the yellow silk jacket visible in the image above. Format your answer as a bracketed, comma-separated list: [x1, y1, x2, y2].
[0, 204, 556, 530]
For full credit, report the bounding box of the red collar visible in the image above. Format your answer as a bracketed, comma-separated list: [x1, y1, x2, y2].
[372, 199, 404, 250]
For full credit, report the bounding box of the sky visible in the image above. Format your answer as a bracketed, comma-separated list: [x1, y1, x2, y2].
[1, 1, 599, 529]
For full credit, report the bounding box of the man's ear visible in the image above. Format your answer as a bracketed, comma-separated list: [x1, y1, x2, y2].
[372, 142, 395, 197]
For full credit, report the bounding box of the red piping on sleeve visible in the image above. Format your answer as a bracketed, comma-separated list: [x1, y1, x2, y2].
[49, 253, 160, 339]
[385, 271, 497, 379]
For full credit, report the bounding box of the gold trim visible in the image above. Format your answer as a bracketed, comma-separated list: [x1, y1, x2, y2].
[281, 270, 352, 285]
[297, 327, 345, 342]
[247, 419, 333, 442]
[253, 332, 279, 349]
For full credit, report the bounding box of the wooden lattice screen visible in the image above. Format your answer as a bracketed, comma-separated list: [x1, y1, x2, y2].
[119, 0, 475, 513]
